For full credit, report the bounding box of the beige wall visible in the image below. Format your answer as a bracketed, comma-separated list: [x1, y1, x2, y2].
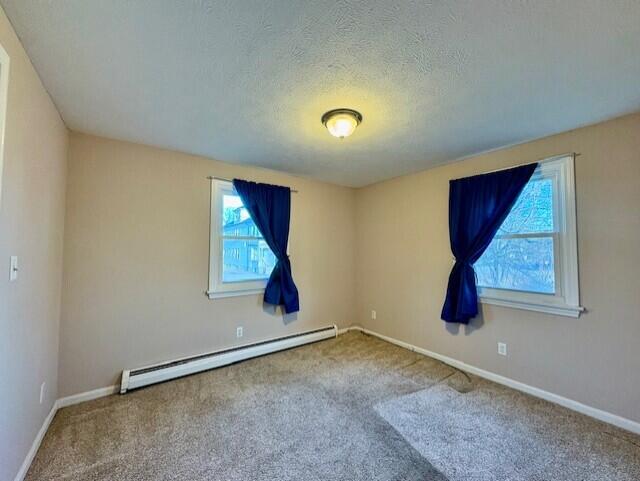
[355, 112, 640, 423]
[0, 6, 68, 481]
[59, 133, 356, 397]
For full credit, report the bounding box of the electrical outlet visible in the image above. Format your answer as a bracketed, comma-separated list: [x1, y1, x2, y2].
[498, 342, 507, 356]
[39, 382, 46, 404]
[371, 310, 377, 320]
[236, 327, 243, 338]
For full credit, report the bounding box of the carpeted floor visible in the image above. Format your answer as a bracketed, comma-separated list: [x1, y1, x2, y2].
[26, 331, 640, 480]
[377, 378, 640, 481]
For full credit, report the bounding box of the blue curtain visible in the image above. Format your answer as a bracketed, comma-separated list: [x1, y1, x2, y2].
[441, 163, 538, 324]
[233, 179, 300, 313]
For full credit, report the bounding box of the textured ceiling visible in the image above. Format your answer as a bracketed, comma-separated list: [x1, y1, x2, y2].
[2, 1, 639, 187]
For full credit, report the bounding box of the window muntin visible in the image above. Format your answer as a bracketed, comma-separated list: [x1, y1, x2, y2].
[208, 180, 277, 298]
[476, 155, 582, 317]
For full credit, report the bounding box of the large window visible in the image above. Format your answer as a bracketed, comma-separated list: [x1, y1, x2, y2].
[208, 179, 276, 298]
[475, 155, 582, 317]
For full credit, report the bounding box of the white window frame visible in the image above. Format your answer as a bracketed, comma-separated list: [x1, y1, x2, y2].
[207, 179, 270, 299]
[478, 154, 583, 318]
[0, 43, 10, 209]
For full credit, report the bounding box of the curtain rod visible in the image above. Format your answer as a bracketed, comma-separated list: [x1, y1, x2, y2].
[451, 152, 580, 181]
[207, 176, 299, 193]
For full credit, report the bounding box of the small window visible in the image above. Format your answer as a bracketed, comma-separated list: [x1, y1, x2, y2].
[208, 180, 276, 298]
[475, 155, 582, 317]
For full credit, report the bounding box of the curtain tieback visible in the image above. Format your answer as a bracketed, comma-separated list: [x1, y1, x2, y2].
[279, 254, 292, 265]
[454, 258, 472, 266]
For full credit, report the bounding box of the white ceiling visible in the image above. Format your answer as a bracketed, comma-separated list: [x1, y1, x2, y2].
[2, 1, 639, 187]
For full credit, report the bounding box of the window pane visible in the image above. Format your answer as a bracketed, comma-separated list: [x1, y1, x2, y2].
[222, 193, 262, 238]
[498, 178, 553, 235]
[222, 239, 276, 283]
[475, 237, 555, 294]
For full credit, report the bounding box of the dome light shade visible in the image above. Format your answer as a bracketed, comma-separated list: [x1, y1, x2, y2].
[321, 109, 362, 138]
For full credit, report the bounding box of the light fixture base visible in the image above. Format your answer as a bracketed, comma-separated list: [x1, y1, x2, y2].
[321, 108, 363, 138]
[321, 108, 363, 126]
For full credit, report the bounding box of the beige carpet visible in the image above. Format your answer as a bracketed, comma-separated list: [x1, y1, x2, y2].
[26, 331, 639, 480]
[377, 378, 640, 480]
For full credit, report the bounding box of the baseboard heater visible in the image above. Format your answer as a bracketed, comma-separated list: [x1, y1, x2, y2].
[120, 325, 337, 393]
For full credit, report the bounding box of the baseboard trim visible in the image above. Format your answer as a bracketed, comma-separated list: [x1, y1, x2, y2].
[56, 385, 119, 409]
[337, 326, 358, 335]
[14, 325, 344, 479]
[14, 385, 119, 480]
[13, 402, 57, 481]
[344, 325, 640, 435]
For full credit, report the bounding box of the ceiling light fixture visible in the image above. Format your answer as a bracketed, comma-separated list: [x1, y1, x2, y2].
[321, 108, 363, 138]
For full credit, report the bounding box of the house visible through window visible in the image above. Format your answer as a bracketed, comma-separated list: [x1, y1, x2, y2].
[208, 180, 277, 298]
[474, 155, 582, 317]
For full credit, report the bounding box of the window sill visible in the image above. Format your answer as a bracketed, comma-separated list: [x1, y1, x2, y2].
[480, 296, 584, 318]
[206, 289, 264, 300]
